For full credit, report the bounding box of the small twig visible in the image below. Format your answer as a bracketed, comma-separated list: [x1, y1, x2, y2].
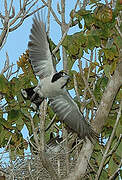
[0, 135, 12, 160]
[19, 0, 22, 10]
[47, 0, 52, 36]
[115, 24, 122, 38]
[83, 0, 88, 9]
[52, 0, 79, 54]
[8, 0, 14, 15]
[82, 56, 100, 67]
[24, 5, 45, 19]
[0, 20, 10, 50]
[24, 0, 39, 17]
[105, 0, 109, 6]
[107, 134, 122, 157]
[39, 100, 47, 151]
[52, 23, 70, 54]
[23, 113, 39, 147]
[57, 2, 61, 14]
[78, 59, 99, 108]
[95, 100, 122, 180]
[27, 137, 38, 151]
[73, 74, 81, 102]
[4, 0, 9, 17]
[109, 159, 122, 180]
[1, 52, 9, 74]
[45, 114, 56, 131]
[41, 0, 61, 25]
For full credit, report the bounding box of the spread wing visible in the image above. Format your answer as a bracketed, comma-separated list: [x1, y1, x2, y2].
[49, 91, 97, 141]
[28, 14, 55, 78]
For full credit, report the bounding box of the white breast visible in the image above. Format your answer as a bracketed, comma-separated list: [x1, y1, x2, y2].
[37, 75, 64, 98]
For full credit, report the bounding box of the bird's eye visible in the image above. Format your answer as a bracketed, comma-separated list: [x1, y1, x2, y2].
[61, 72, 67, 76]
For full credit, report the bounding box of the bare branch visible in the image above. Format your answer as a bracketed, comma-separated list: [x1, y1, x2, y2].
[73, 74, 81, 102]
[41, 0, 61, 25]
[4, 0, 9, 17]
[95, 100, 122, 180]
[109, 159, 122, 180]
[64, 138, 93, 180]
[83, 0, 89, 9]
[9, 6, 15, 19]
[24, 0, 39, 17]
[23, 113, 39, 147]
[64, 56, 122, 180]
[105, 0, 109, 6]
[47, 0, 52, 36]
[115, 24, 122, 38]
[39, 100, 47, 151]
[20, 0, 22, 10]
[107, 134, 122, 157]
[39, 100, 58, 180]
[52, 0, 80, 54]
[8, 0, 14, 15]
[57, 2, 61, 14]
[0, 135, 12, 161]
[1, 52, 9, 74]
[78, 59, 99, 108]
[93, 58, 122, 133]
[0, 20, 10, 50]
[24, 5, 45, 19]
[45, 114, 56, 132]
[9, 18, 24, 32]
[52, 24, 70, 54]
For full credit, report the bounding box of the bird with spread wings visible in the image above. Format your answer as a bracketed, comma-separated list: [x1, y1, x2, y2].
[21, 13, 98, 142]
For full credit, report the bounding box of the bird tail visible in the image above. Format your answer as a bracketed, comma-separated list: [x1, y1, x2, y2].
[21, 87, 44, 110]
[79, 119, 99, 142]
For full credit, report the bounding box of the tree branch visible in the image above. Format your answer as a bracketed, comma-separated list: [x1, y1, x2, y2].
[95, 100, 122, 180]
[78, 59, 99, 108]
[64, 57, 122, 180]
[39, 100, 59, 180]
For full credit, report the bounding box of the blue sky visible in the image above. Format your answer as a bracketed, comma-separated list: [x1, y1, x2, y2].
[0, 0, 80, 72]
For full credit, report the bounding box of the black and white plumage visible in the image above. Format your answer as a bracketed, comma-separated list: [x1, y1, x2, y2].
[21, 14, 98, 141]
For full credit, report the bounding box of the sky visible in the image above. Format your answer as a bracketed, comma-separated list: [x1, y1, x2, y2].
[0, 0, 80, 72]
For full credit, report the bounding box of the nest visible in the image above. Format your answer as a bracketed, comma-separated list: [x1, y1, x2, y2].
[0, 143, 81, 180]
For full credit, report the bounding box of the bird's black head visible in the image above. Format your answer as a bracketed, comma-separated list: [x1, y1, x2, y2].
[51, 71, 68, 83]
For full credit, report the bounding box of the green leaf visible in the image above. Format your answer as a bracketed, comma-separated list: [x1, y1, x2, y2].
[48, 38, 61, 63]
[0, 117, 14, 130]
[84, 14, 94, 29]
[108, 157, 119, 177]
[75, 9, 91, 17]
[104, 64, 111, 78]
[8, 110, 20, 122]
[114, 35, 122, 49]
[116, 88, 122, 101]
[99, 170, 108, 180]
[0, 75, 10, 93]
[33, 114, 40, 127]
[116, 121, 122, 137]
[16, 117, 24, 131]
[96, 151, 103, 166]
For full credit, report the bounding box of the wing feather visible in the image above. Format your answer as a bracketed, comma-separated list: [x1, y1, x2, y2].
[28, 14, 55, 78]
[49, 92, 98, 141]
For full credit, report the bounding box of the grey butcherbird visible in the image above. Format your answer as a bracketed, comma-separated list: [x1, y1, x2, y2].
[21, 13, 98, 141]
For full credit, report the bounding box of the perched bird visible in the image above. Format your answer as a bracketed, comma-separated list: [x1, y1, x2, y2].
[46, 132, 63, 153]
[21, 13, 98, 141]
